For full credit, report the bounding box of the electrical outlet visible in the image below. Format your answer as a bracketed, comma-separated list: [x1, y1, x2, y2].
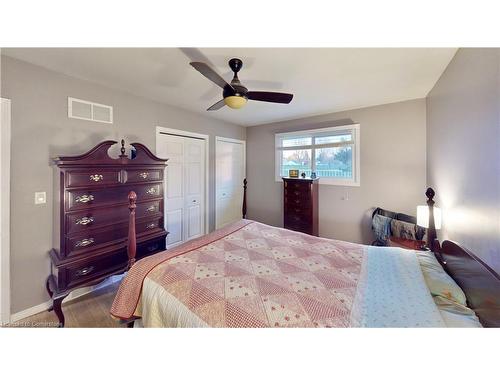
[341, 188, 349, 201]
[35, 191, 46, 205]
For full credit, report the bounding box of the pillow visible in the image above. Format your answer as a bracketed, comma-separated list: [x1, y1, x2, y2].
[372, 214, 392, 245]
[390, 218, 417, 240]
[416, 251, 467, 306]
[415, 226, 427, 241]
[433, 296, 482, 328]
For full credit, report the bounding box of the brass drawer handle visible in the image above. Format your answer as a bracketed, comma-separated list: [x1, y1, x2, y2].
[75, 194, 94, 203]
[146, 187, 157, 195]
[146, 205, 156, 213]
[146, 223, 156, 229]
[75, 266, 95, 277]
[75, 216, 94, 226]
[147, 244, 159, 252]
[89, 174, 103, 182]
[75, 238, 95, 248]
[139, 172, 149, 179]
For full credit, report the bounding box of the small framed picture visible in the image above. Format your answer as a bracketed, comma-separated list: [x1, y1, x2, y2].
[288, 169, 299, 178]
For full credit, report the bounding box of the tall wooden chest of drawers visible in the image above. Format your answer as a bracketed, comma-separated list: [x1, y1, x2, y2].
[46, 140, 168, 326]
[283, 177, 319, 236]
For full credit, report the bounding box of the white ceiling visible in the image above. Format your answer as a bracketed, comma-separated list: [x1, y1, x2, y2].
[1, 48, 456, 126]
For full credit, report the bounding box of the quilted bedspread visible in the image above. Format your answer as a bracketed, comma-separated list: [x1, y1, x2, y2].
[110, 220, 445, 327]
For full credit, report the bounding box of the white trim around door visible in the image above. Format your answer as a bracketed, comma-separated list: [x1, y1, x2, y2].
[155, 126, 209, 243]
[1, 98, 11, 324]
[215, 136, 246, 230]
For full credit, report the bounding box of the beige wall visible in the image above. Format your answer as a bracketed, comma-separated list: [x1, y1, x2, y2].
[246, 99, 427, 244]
[0, 56, 246, 314]
[426, 48, 500, 272]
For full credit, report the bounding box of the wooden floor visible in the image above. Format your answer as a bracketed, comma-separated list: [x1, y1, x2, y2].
[15, 280, 126, 328]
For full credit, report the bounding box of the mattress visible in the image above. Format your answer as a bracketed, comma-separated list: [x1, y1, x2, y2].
[110, 220, 481, 327]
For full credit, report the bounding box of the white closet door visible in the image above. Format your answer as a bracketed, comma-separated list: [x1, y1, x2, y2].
[157, 132, 206, 247]
[157, 134, 185, 247]
[184, 138, 205, 241]
[216, 138, 245, 229]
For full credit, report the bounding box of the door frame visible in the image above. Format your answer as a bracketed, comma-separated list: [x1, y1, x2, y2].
[156, 126, 210, 237]
[1, 98, 11, 324]
[215, 136, 246, 229]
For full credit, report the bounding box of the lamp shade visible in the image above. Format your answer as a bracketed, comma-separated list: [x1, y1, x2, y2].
[224, 95, 247, 109]
[417, 205, 442, 229]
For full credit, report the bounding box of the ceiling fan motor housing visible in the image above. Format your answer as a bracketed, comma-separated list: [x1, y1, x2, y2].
[224, 58, 248, 99]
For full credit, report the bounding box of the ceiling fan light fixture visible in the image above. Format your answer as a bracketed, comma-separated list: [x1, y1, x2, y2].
[224, 95, 247, 109]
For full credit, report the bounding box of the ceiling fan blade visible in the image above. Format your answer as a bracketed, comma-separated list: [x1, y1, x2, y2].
[190, 62, 235, 93]
[247, 91, 293, 104]
[207, 99, 226, 111]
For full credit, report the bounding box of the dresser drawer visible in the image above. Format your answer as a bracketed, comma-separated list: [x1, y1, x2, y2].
[66, 169, 121, 188]
[284, 181, 312, 191]
[136, 237, 166, 260]
[65, 216, 164, 257]
[284, 213, 310, 227]
[284, 220, 312, 234]
[125, 169, 163, 183]
[286, 205, 311, 216]
[284, 188, 310, 199]
[66, 200, 162, 234]
[284, 195, 311, 208]
[63, 251, 129, 289]
[67, 183, 162, 211]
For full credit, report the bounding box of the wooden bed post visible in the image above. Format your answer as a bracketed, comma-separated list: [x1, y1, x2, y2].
[426, 187, 437, 251]
[242, 178, 247, 219]
[127, 191, 137, 269]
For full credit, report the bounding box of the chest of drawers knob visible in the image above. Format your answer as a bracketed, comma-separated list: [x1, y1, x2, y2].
[75, 238, 95, 248]
[89, 174, 104, 182]
[146, 187, 157, 195]
[75, 194, 94, 203]
[146, 223, 157, 229]
[75, 216, 94, 226]
[146, 205, 156, 213]
[75, 266, 95, 277]
[138, 172, 149, 179]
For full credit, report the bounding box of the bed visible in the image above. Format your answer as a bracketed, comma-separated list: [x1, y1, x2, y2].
[110, 189, 500, 328]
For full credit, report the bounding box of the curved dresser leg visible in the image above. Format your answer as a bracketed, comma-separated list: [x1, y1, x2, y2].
[45, 277, 54, 298]
[53, 295, 67, 328]
[46, 276, 55, 312]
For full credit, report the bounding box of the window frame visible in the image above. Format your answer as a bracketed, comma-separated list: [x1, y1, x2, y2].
[275, 124, 360, 186]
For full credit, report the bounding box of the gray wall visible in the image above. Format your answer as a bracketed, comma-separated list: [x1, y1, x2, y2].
[427, 48, 500, 272]
[1, 56, 246, 314]
[246, 99, 427, 244]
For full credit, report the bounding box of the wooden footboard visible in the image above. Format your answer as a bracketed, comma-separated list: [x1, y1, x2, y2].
[126, 178, 248, 270]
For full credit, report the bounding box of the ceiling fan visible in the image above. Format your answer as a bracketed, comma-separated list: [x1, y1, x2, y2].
[189, 58, 294, 111]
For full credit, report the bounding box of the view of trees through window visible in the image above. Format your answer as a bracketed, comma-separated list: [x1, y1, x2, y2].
[280, 134, 353, 179]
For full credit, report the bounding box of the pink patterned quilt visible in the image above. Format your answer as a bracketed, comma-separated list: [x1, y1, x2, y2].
[110, 220, 366, 327]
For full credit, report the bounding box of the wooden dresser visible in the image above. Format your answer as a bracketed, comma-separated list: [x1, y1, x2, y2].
[282, 177, 319, 236]
[46, 140, 168, 326]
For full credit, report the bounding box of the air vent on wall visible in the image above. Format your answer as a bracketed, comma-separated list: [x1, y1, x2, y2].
[68, 97, 113, 124]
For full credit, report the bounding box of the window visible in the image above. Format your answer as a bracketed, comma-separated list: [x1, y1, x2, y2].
[275, 124, 360, 186]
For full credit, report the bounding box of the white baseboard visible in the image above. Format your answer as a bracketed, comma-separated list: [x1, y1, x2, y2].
[10, 300, 52, 322]
[9, 274, 123, 323]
